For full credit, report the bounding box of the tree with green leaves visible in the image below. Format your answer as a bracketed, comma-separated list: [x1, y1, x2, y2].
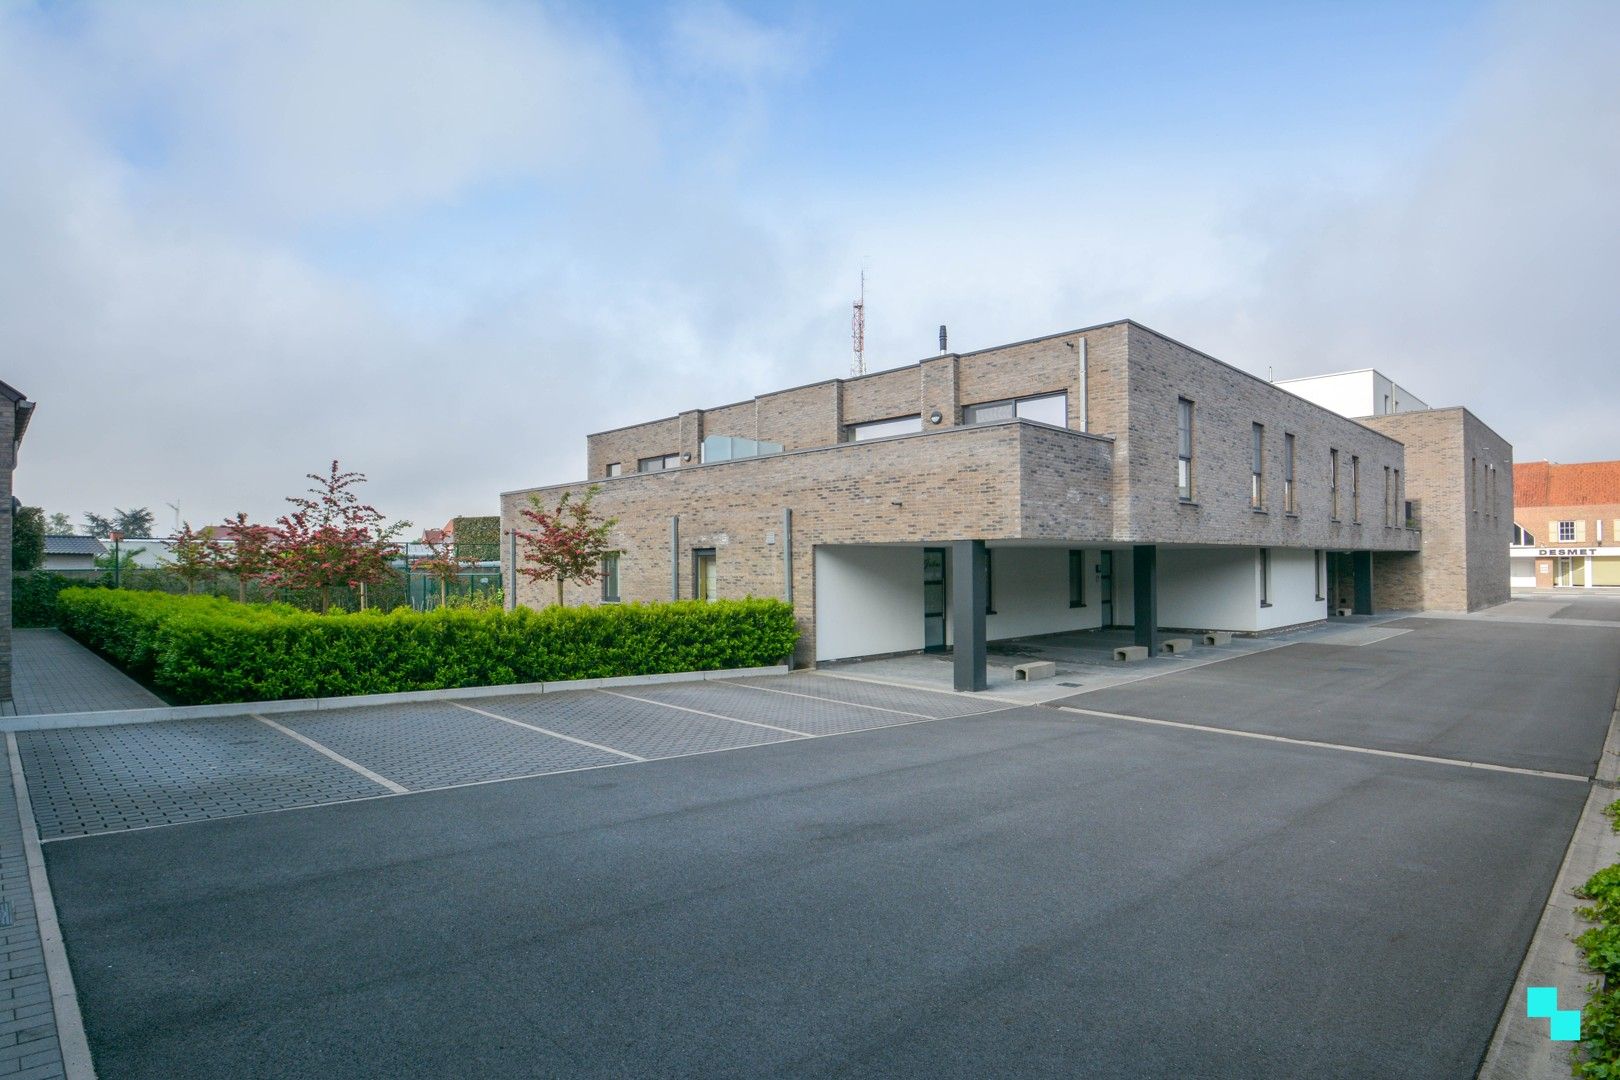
[115, 507, 155, 537]
[12, 507, 44, 572]
[44, 512, 73, 536]
[83, 512, 113, 539]
[514, 486, 618, 608]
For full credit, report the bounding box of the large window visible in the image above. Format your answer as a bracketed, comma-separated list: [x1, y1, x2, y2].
[848, 415, 922, 441]
[1560, 520, 1577, 542]
[1330, 449, 1340, 520]
[1513, 523, 1535, 545]
[638, 453, 680, 473]
[1177, 398, 1195, 500]
[1068, 550, 1086, 608]
[1251, 423, 1265, 509]
[962, 391, 1067, 428]
[1283, 433, 1296, 513]
[600, 553, 620, 602]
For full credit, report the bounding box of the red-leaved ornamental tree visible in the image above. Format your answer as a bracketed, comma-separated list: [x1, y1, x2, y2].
[266, 461, 410, 613]
[413, 531, 478, 609]
[164, 522, 216, 594]
[208, 512, 278, 603]
[514, 486, 618, 608]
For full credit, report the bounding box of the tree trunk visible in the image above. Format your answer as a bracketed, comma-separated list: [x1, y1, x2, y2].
[359, 581, 368, 612]
[556, 577, 565, 608]
[237, 576, 247, 604]
[440, 578, 447, 609]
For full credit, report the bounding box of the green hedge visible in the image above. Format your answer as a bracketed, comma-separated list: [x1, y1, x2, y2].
[54, 589, 798, 705]
[15, 572, 105, 628]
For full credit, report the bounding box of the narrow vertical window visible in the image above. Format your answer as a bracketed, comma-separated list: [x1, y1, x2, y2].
[985, 550, 995, 615]
[1383, 466, 1392, 526]
[1351, 456, 1361, 522]
[1471, 457, 1477, 512]
[1330, 450, 1340, 520]
[1251, 423, 1265, 509]
[1068, 550, 1085, 607]
[601, 553, 620, 602]
[1394, 469, 1402, 526]
[1283, 433, 1296, 513]
[1314, 549, 1324, 601]
[1177, 398, 1194, 500]
[1259, 548, 1271, 607]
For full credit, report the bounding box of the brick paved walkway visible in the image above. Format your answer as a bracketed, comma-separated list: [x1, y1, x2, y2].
[0, 754, 64, 1079]
[12, 631, 164, 717]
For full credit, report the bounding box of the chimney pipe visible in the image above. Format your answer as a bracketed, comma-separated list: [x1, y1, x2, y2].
[938, 324, 948, 354]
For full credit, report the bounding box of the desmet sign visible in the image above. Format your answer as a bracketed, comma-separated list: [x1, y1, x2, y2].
[1538, 548, 1598, 556]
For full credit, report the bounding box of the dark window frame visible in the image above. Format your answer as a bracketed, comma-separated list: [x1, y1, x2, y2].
[600, 552, 621, 602]
[1068, 550, 1086, 608]
[1177, 398, 1195, 501]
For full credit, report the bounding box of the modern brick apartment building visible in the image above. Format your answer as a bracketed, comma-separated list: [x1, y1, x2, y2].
[1512, 459, 1620, 588]
[501, 320, 1511, 688]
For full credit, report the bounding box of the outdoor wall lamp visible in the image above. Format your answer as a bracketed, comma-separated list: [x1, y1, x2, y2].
[930, 410, 943, 424]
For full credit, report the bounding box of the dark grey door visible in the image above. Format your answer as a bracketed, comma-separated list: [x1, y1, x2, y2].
[923, 548, 947, 652]
[1098, 551, 1114, 627]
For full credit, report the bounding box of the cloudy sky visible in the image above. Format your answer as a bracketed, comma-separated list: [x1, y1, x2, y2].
[4, 0, 1615, 536]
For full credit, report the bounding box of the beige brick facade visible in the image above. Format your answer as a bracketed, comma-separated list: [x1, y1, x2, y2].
[1362, 408, 1512, 611]
[508, 319, 1505, 663]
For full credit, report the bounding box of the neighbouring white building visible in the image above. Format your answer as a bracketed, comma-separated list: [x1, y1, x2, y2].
[1274, 369, 1429, 419]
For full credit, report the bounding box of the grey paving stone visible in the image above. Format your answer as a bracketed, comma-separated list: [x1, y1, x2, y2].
[476, 691, 796, 759]
[730, 672, 1013, 719]
[0, 750, 63, 1080]
[18, 718, 387, 839]
[275, 703, 622, 791]
[11, 630, 164, 716]
[616, 680, 929, 737]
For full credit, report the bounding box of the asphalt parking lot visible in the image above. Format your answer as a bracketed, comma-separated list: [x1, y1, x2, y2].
[21, 618, 1620, 1079]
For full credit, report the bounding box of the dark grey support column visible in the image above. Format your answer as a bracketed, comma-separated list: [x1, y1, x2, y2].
[1352, 550, 1374, 615]
[1133, 544, 1159, 652]
[951, 539, 988, 692]
[781, 508, 793, 603]
[670, 516, 680, 600]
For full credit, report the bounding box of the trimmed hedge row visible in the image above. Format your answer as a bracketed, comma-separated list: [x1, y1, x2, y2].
[55, 589, 799, 706]
[16, 572, 105, 628]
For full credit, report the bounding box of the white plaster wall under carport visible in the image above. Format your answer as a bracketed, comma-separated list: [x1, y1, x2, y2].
[814, 546, 925, 662]
[1156, 546, 1323, 632]
[985, 546, 1104, 641]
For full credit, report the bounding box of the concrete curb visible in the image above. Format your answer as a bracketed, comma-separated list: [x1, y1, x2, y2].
[1478, 688, 1620, 1079]
[0, 665, 791, 732]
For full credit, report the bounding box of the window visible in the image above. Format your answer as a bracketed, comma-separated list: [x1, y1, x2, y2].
[1068, 550, 1086, 607]
[1251, 423, 1265, 509]
[1314, 549, 1325, 601]
[1513, 523, 1535, 546]
[1330, 449, 1340, 520]
[600, 553, 620, 602]
[1383, 466, 1392, 526]
[1393, 469, 1401, 526]
[638, 454, 680, 473]
[1560, 520, 1577, 542]
[985, 550, 995, 615]
[1259, 548, 1271, 607]
[1283, 433, 1296, 513]
[1351, 456, 1360, 522]
[962, 391, 1067, 428]
[1470, 457, 1477, 512]
[693, 548, 717, 601]
[848, 415, 922, 441]
[1177, 398, 1195, 500]
[1383, 393, 1390, 415]
[605, 462, 622, 478]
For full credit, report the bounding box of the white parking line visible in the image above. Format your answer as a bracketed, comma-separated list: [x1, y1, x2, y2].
[597, 689, 813, 738]
[5, 733, 96, 1080]
[1057, 704, 1590, 783]
[719, 679, 935, 719]
[253, 714, 410, 794]
[449, 702, 645, 761]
